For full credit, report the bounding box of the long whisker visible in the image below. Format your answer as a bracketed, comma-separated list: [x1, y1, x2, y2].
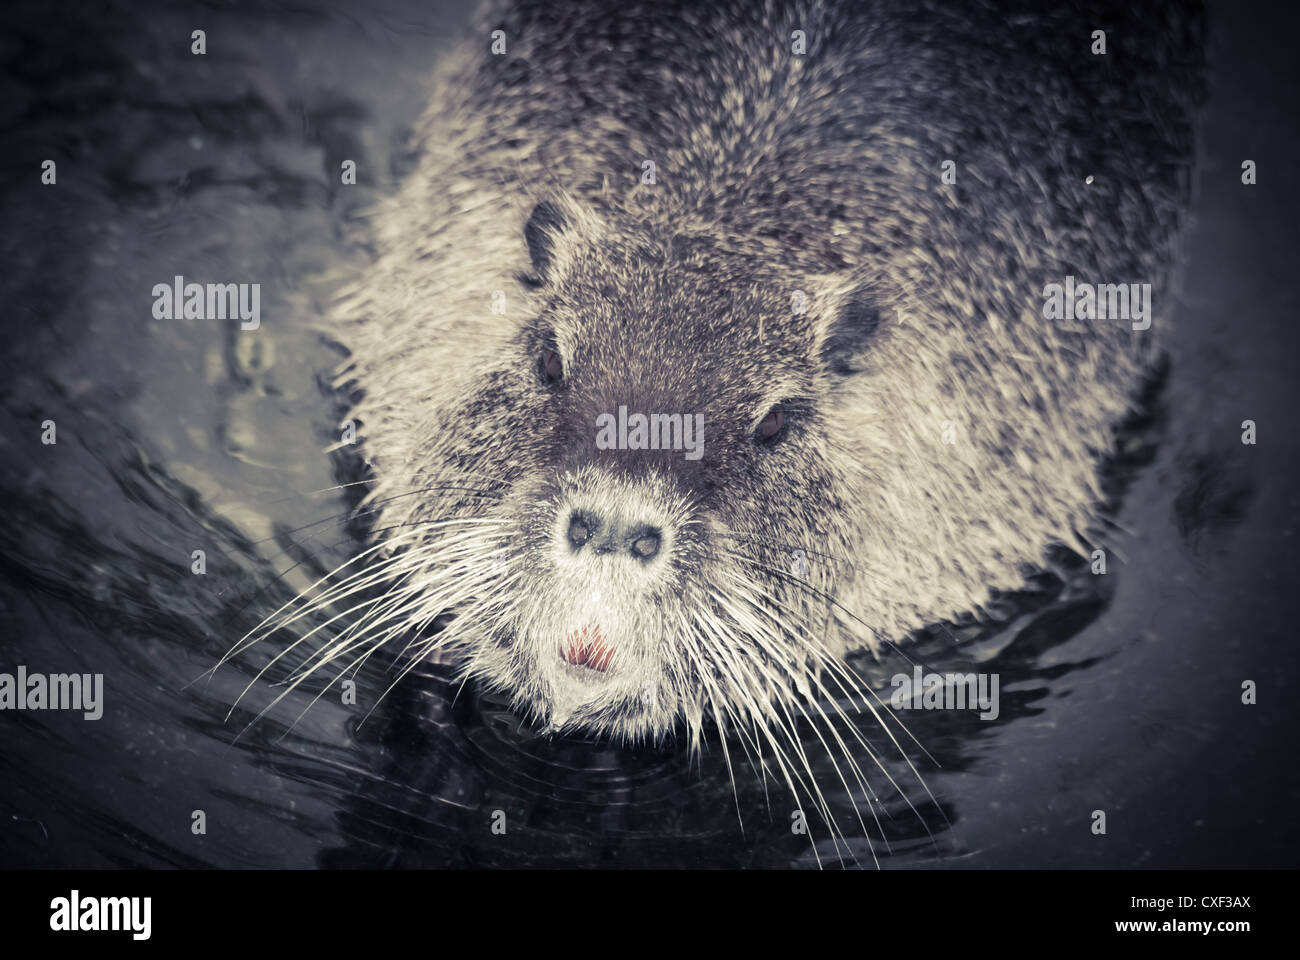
[227, 524, 513, 740]
[247, 485, 506, 548]
[715, 567, 948, 847]
[705, 582, 883, 858]
[721, 549, 949, 826]
[720, 550, 920, 665]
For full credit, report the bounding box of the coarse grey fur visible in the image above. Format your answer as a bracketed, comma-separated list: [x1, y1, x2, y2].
[261, 0, 1203, 840]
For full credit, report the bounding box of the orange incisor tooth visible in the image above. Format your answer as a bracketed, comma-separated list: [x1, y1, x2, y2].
[589, 633, 612, 671]
[563, 626, 612, 670]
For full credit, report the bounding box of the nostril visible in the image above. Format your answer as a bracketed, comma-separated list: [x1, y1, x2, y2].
[567, 512, 595, 549]
[630, 527, 661, 560]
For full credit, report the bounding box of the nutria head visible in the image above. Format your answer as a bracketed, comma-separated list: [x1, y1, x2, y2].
[338, 194, 880, 744]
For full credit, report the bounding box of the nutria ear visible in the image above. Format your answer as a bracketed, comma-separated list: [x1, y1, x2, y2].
[820, 286, 882, 375]
[522, 200, 568, 283]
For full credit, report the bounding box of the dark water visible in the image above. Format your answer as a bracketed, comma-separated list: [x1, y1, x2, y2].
[1, 0, 1297, 868]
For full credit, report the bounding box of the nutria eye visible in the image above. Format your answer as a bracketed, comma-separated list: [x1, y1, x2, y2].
[756, 409, 785, 443]
[541, 348, 563, 384]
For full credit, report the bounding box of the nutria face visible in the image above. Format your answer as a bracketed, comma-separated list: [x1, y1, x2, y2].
[384, 201, 869, 742]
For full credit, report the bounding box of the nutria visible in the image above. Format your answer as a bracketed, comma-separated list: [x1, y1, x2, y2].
[238, 0, 1203, 846]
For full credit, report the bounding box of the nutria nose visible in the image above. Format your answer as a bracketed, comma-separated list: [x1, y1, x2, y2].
[566, 511, 661, 561]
